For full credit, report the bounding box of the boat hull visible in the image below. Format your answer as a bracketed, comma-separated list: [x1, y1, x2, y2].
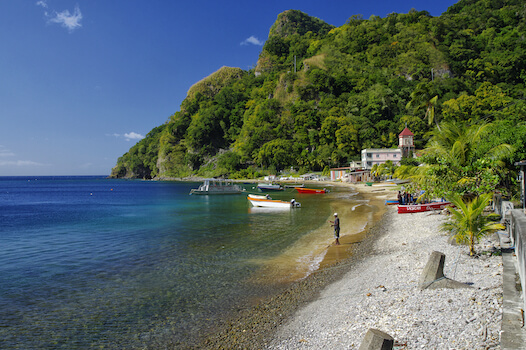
[247, 194, 269, 200]
[397, 202, 451, 214]
[247, 196, 300, 208]
[257, 184, 283, 191]
[294, 187, 326, 194]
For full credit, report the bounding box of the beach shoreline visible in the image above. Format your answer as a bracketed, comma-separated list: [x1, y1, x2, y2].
[268, 199, 503, 349]
[195, 181, 503, 349]
[194, 181, 399, 349]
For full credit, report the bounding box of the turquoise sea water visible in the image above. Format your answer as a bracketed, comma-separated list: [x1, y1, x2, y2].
[0, 176, 368, 349]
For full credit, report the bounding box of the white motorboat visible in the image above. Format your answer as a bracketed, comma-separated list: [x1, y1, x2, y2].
[247, 194, 300, 208]
[189, 179, 243, 195]
[257, 183, 283, 191]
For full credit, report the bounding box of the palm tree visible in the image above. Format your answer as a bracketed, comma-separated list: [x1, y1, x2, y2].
[424, 95, 440, 131]
[418, 120, 513, 198]
[406, 82, 441, 130]
[442, 192, 504, 256]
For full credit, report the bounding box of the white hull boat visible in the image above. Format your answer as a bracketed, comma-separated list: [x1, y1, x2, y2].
[190, 179, 243, 195]
[247, 194, 300, 208]
[257, 183, 283, 191]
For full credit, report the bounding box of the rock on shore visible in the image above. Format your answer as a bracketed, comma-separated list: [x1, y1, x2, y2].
[268, 208, 503, 349]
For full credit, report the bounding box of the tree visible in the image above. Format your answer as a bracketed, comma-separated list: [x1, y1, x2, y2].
[424, 95, 440, 130]
[418, 120, 513, 198]
[406, 81, 441, 130]
[111, 2, 526, 180]
[442, 192, 504, 256]
[255, 139, 294, 171]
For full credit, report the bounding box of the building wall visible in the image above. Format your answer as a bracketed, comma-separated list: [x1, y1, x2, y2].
[330, 169, 346, 181]
[361, 148, 402, 170]
[399, 135, 413, 147]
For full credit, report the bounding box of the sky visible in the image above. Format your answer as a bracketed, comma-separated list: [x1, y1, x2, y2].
[0, 0, 459, 176]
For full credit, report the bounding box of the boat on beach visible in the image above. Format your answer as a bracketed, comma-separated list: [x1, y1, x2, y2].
[397, 201, 451, 214]
[247, 194, 270, 199]
[294, 187, 328, 194]
[247, 194, 301, 208]
[385, 199, 399, 205]
[284, 183, 304, 188]
[257, 183, 284, 191]
[189, 179, 244, 195]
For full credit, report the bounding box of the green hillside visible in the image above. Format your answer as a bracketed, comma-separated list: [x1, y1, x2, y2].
[110, 2, 526, 181]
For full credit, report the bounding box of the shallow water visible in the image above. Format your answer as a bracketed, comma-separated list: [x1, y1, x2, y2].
[0, 177, 374, 348]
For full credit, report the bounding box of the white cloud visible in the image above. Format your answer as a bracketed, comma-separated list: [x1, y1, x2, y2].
[241, 36, 264, 46]
[0, 146, 47, 167]
[124, 132, 145, 140]
[0, 145, 15, 157]
[0, 160, 47, 167]
[37, 2, 82, 32]
[109, 132, 145, 141]
[36, 0, 48, 9]
[49, 6, 82, 32]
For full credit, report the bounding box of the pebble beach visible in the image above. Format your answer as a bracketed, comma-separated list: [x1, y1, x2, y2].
[268, 188, 503, 349]
[197, 183, 504, 349]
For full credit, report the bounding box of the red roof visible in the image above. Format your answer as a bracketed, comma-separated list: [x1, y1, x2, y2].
[399, 127, 414, 137]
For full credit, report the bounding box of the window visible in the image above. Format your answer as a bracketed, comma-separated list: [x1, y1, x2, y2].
[376, 154, 380, 158]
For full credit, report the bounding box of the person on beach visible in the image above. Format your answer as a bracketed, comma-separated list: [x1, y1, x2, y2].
[329, 213, 340, 245]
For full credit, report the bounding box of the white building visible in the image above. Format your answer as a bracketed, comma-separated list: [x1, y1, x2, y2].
[361, 148, 402, 170]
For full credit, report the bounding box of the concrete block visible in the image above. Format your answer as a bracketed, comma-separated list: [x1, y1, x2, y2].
[419, 251, 445, 286]
[419, 251, 471, 290]
[358, 328, 394, 350]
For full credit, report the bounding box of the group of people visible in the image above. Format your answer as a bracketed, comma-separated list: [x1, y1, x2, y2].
[397, 190, 416, 205]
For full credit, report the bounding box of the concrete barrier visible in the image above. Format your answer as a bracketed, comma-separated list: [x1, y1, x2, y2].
[358, 328, 394, 350]
[419, 251, 470, 290]
[509, 210, 526, 316]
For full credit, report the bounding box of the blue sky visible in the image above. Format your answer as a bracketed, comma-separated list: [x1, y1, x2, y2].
[0, 0, 458, 176]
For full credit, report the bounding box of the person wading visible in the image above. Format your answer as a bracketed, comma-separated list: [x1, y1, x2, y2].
[329, 213, 340, 245]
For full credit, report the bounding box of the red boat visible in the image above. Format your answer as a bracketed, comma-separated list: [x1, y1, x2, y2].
[397, 202, 451, 214]
[294, 187, 327, 194]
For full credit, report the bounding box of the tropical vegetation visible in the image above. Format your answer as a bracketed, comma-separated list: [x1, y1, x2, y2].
[111, 0, 526, 202]
[441, 193, 504, 256]
[413, 120, 514, 199]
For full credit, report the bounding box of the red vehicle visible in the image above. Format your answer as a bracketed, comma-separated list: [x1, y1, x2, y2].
[397, 202, 451, 214]
[294, 187, 327, 194]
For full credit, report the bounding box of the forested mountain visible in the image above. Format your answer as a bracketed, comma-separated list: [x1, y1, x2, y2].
[110, 0, 526, 180]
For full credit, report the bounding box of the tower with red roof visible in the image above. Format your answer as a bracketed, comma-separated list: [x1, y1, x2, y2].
[398, 127, 414, 158]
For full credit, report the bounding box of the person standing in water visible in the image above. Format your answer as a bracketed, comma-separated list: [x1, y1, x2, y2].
[329, 213, 340, 245]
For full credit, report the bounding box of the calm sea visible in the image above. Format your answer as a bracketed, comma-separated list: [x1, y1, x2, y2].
[0, 176, 366, 349]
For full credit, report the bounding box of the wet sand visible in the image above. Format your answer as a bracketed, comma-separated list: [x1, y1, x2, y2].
[194, 182, 395, 349]
[320, 184, 388, 268]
